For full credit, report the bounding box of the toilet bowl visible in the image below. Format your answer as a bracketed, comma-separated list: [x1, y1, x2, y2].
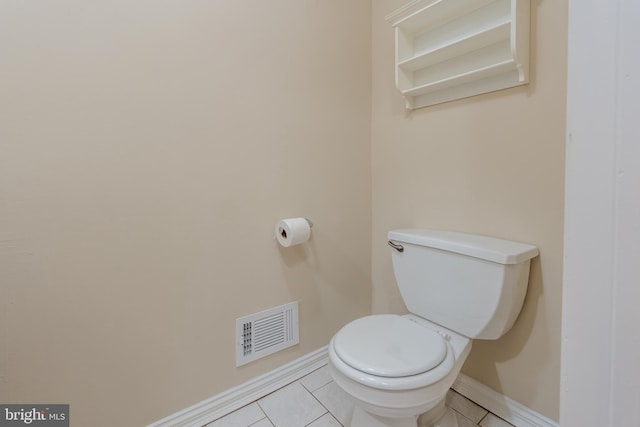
[328, 229, 538, 427]
[329, 314, 471, 427]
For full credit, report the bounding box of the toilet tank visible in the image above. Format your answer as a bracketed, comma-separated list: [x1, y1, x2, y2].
[388, 229, 539, 340]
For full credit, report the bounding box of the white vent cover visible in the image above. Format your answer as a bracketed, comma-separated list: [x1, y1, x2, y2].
[236, 301, 299, 366]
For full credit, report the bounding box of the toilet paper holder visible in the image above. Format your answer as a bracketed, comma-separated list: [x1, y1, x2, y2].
[278, 218, 313, 239]
[275, 217, 314, 247]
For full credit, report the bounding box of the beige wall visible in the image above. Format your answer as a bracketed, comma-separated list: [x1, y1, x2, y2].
[2, 0, 568, 424]
[371, 0, 566, 422]
[0, 1, 372, 425]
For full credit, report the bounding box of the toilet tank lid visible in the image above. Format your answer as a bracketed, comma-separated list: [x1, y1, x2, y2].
[388, 229, 539, 265]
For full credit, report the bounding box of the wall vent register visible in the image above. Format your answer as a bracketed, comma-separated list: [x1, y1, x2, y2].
[386, 0, 530, 109]
[236, 301, 299, 366]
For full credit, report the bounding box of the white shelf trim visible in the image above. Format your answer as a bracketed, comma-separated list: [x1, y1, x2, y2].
[403, 59, 516, 97]
[387, 0, 530, 109]
[398, 20, 511, 72]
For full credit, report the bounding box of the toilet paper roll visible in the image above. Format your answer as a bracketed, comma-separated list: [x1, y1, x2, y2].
[275, 218, 311, 247]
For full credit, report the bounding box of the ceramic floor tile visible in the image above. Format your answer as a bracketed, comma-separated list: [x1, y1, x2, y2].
[258, 382, 327, 427]
[448, 407, 482, 427]
[446, 390, 488, 423]
[312, 381, 354, 426]
[208, 402, 266, 427]
[206, 379, 515, 427]
[249, 418, 274, 427]
[299, 365, 332, 393]
[306, 413, 342, 427]
[479, 413, 515, 427]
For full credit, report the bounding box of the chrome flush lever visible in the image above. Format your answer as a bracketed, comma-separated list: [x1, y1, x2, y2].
[387, 240, 404, 252]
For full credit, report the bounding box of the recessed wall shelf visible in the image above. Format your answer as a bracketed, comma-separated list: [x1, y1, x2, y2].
[386, 0, 530, 110]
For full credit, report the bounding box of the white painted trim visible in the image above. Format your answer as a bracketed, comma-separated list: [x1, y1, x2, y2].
[149, 346, 556, 427]
[452, 374, 558, 427]
[562, 0, 640, 426]
[147, 346, 329, 427]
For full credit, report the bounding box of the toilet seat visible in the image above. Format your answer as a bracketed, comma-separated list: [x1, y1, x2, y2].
[333, 314, 447, 377]
[329, 314, 458, 391]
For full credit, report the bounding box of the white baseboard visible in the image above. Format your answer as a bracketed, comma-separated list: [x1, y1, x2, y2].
[148, 347, 557, 427]
[147, 346, 329, 427]
[452, 374, 559, 427]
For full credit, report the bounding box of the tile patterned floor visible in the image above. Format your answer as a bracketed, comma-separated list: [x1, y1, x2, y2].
[205, 365, 514, 427]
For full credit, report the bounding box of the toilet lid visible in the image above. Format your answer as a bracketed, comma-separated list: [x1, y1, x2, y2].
[333, 314, 448, 377]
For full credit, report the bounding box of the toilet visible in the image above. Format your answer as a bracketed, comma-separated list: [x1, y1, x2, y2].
[328, 229, 539, 427]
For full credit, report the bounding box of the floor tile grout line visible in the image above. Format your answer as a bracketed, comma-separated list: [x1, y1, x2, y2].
[297, 368, 346, 426]
[298, 366, 333, 394]
[297, 379, 331, 427]
[304, 380, 344, 427]
[470, 401, 516, 427]
[302, 411, 335, 427]
[450, 406, 483, 427]
[478, 410, 488, 424]
[255, 400, 276, 427]
[299, 378, 333, 395]
[302, 380, 334, 427]
[257, 380, 331, 427]
[248, 415, 272, 427]
[207, 378, 511, 427]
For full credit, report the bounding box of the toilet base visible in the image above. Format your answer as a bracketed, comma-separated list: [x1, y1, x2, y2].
[426, 409, 459, 427]
[418, 401, 458, 427]
[350, 406, 418, 427]
[349, 400, 458, 427]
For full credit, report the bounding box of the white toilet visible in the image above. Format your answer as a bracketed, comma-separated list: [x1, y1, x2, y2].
[328, 229, 539, 427]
